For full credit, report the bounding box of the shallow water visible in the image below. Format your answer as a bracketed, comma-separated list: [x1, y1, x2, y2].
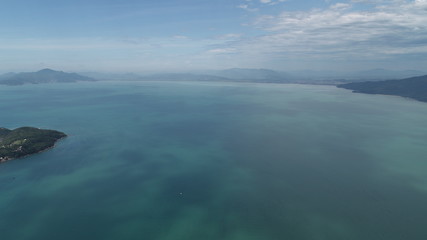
[1, 81, 427, 240]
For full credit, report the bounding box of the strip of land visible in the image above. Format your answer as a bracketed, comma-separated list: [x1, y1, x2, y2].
[337, 75, 427, 102]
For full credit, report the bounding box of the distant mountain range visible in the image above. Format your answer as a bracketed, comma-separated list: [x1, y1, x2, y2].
[78, 72, 144, 81]
[139, 69, 294, 83]
[212, 68, 292, 82]
[81, 68, 294, 83]
[0, 69, 96, 85]
[81, 68, 292, 83]
[349, 69, 426, 80]
[79, 68, 426, 83]
[138, 73, 231, 82]
[337, 75, 427, 102]
[1, 68, 426, 91]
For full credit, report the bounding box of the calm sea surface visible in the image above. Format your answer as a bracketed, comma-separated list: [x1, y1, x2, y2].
[1, 81, 427, 240]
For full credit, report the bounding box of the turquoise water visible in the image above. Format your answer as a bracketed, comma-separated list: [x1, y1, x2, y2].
[1, 81, 427, 240]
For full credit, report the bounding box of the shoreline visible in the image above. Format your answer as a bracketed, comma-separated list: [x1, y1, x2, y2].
[0, 136, 67, 164]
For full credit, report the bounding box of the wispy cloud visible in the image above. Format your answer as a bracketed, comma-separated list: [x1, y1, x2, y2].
[228, 0, 427, 68]
[259, 0, 287, 5]
[207, 48, 238, 54]
[2, 0, 426, 72]
[237, 4, 258, 12]
[238, 0, 287, 11]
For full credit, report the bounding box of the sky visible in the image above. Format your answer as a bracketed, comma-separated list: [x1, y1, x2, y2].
[0, 0, 426, 73]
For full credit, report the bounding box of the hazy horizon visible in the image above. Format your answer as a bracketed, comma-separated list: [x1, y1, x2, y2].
[1, 0, 427, 73]
[1, 67, 427, 76]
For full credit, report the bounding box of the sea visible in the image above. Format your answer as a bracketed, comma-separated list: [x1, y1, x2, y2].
[1, 81, 427, 240]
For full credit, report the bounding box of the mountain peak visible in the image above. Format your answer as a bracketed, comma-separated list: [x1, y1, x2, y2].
[37, 68, 58, 73]
[0, 69, 96, 85]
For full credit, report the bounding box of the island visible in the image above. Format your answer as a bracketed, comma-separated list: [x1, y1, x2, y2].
[0, 127, 66, 162]
[337, 75, 427, 102]
[0, 69, 96, 85]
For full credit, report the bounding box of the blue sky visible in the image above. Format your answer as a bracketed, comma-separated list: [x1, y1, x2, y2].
[1, 0, 426, 73]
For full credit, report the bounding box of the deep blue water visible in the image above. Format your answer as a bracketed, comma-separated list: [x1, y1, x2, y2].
[1, 81, 427, 240]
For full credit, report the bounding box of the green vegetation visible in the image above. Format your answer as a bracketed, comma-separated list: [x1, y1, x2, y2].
[337, 75, 427, 102]
[0, 127, 66, 162]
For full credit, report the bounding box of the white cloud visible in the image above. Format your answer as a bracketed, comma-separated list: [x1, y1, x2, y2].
[238, 0, 287, 11]
[233, 0, 427, 60]
[330, 3, 352, 10]
[259, 0, 287, 4]
[237, 4, 258, 11]
[207, 48, 238, 54]
[3, 1, 426, 72]
[215, 33, 242, 40]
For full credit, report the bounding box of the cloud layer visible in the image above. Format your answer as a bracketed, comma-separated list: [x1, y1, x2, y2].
[227, 0, 427, 69]
[2, 0, 426, 72]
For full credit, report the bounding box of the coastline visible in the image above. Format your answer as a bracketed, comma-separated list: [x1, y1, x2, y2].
[0, 136, 67, 164]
